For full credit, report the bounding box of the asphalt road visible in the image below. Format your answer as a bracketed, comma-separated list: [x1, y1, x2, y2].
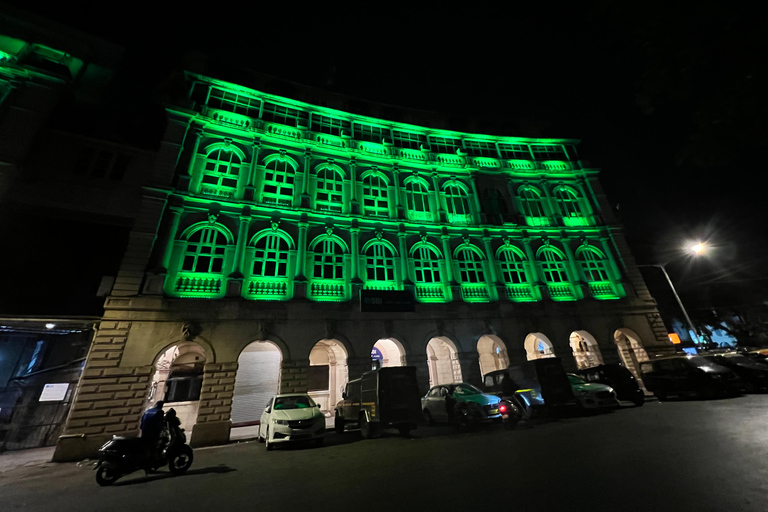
[2, 396, 768, 512]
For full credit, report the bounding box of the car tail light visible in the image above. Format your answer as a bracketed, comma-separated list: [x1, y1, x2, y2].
[499, 404, 508, 413]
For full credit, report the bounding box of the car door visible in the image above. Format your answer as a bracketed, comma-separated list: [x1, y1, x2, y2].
[424, 387, 446, 421]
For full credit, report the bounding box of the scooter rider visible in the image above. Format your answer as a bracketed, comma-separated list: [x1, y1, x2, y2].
[140, 401, 165, 457]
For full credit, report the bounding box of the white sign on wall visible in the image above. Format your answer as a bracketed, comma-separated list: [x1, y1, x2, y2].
[39, 383, 69, 402]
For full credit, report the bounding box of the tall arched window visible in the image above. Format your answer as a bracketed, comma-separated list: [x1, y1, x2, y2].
[315, 168, 343, 212]
[538, 247, 568, 283]
[202, 148, 241, 198]
[362, 173, 389, 217]
[456, 247, 485, 284]
[405, 179, 431, 220]
[262, 158, 296, 206]
[498, 247, 528, 284]
[519, 186, 546, 218]
[365, 243, 396, 284]
[444, 183, 471, 224]
[182, 227, 227, 274]
[412, 245, 441, 284]
[252, 233, 290, 278]
[313, 238, 344, 280]
[554, 187, 583, 218]
[577, 247, 610, 282]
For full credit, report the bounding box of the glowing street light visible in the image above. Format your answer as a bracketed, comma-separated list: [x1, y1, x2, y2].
[45, 323, 55, 329]
[688, 241, 706, 255]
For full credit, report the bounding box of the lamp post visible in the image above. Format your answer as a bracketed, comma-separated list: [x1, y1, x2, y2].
[639, 241, 707, 345]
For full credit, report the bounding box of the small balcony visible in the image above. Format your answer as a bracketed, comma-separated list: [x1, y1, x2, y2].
[363, 281, 398, 291]
[446, 212, 472, 225]
[308, 279, 347, 301]
[414, 283, 447, 303]
[397, 148, 428, 162]
[505, 283, 537, 302]
[244, 278, 291, 301]
[172, 273, 225, 298]
[460, 283, 490, 302]
[547, 283, 577, 301]
[540, 161, 572, 172]
[264, 122, 302, 139]
[588, 281, 621, 300]
[472, 156, 501, 169]
[407, 210, 433, 222]
[524, 216, 550, 227]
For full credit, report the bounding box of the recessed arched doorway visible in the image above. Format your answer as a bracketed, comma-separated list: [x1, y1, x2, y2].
[477, 335, 510, 378]
[148, 342, 207, 435]
[426, 336, 462, 387]
[232, 341, 282, 426]
[524, 332, 556, 361]
[614, 328, 650, 386]
[308, 339, 348, 413]
[569, 330, 604, 370]
[372, 338, 406, 367]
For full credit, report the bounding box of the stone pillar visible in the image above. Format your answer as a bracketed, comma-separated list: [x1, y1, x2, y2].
[440, 232, 456, 284]
[538, 180, 555, 222]
[160, 206, 184, 272]
[228, 210, 251, 279]
[190, 361, 238, 448]
[244, 140, 261, 201]
[457, 351, 482, 386]
[468, 172, 483, 224]
[350, 226, 362, 284]
[523, 237, 547, 299]
[187, 128, 204, 194]
[431, 171, 445, 222]
[397, 230, 412, 286]
[560, 239, 584, 288]
[393, 163, 404, 218]
[280, 359, 309, 394]
[301, 149, 312, 208]
[405, 353, 431, 395]
[600, 237, 623, 281]
[53, 321, 153, 462]
[481, 234, 499, 283]
[349, 157, 359, 214]
[294, 220, 309, 282]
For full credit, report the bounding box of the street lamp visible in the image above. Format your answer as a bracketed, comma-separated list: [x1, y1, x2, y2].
[639, 241, 708, 344]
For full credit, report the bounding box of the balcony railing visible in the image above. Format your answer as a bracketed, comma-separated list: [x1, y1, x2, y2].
[562, 215, 591, 227]
[206, 108, 252, 129]
[200, 185, 235, 199]
[363, 281, 398, 291]
[265, 122, 301, 139]
[407, 210, 433, 222]
[173, 273, 224, 298]
[315, 133, 346, 148]
[446, 212, 472, 225]
[472, 157, 501, 168]
[541, 161, 572, 172]
[308, 279, 347, 301]
[508, 160, 536, 171]
[435, 154, 465, 167]
[524, 216, 550, 227]
[244, 278, 290, 300]
[415, 283, 446, 302]
[547, 283, 576, 301]
[397, 148, 428, 162]
[460, 283, 490, 302]
[505, 283, 536, 302]
[357, 141, 389, 156]
[588, 281, 620, 300]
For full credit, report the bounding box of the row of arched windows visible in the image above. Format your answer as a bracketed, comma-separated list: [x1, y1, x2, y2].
[167, 222, 622, 302]
[193, 147, 592, 226]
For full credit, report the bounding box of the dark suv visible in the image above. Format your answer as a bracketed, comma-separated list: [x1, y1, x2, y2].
[576, 364, 645, 406]
[640, 356, 743, 400]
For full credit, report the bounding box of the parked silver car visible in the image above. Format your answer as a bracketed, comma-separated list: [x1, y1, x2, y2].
[421, 383, 502, 428]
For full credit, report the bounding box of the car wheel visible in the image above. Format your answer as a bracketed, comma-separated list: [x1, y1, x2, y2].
[633, 396, 645, 407]
[360, 414, 372, 439]
[422, 409, 434, 426]
[334, 413, 345, 435]
[265, 428, 274, 451]
[454, 403, 481, 432]
[168, 445, 194, 475]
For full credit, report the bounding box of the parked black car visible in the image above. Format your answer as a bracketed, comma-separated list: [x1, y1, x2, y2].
[639, 356, 743, 400]
[702, 353, 768, 392]
[576, 364, 645, 406]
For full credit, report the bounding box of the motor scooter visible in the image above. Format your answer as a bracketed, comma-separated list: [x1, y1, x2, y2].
[95, 408, 194, 486]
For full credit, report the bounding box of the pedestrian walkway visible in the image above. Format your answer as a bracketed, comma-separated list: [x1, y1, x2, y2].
[0, 446, 55, 474]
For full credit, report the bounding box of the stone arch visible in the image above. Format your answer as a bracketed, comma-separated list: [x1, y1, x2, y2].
[148, 341, 208, 435]
[308, 338, 349, 413]
[231, 340, 283, 425]
[524, 332, 556, 360]
[426, 336, 463, 387]
[614, 328, 650, 387]
[569, 330, 604, 370]
[477, 335, 510, 377]
[372, 337, 407, 367]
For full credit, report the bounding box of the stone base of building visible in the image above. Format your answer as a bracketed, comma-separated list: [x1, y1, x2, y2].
[189, 420, 231, 448]
[52, 431, 137, 462]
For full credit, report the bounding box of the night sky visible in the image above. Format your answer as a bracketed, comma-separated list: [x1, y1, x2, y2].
[6, 2, 768, 317]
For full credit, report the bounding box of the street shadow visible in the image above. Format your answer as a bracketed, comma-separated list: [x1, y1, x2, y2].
[112, 464, 236, 486]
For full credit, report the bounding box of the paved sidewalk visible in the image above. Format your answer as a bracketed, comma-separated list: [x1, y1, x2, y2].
[0, 447, 55, 474]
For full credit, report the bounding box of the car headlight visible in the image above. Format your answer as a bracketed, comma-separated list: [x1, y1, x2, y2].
[274, 419, 289, 425]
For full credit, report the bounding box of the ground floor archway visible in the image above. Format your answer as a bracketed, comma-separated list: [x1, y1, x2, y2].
[308, 339, 348, 413]
[477, 335, 510, 378]
[427, 336, 463, 387]
[232, 341, 282, 425]
[524, 332, 556, 361]
[148, 342, 207, 435]
[614, 328, 650, 387]
[570, 330, 604, 370]
[372, 338, 406, 367]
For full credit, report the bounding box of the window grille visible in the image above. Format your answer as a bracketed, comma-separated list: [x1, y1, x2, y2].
[539, 249, 568, 283]
[578, 249, 610, 282]
[457, 248, 485, 283]
[464, 140, 498, 157]
[208, 88, 261, 117]
[519, 188, 546, 218]
[202, 149, 241, 197]
[444, 184, 470, 216]
[413, 246, 441, 283]
[555, 188, 582, 217]
[315, 168, 343, 212]
[353, 123, 391, 143]
[261, 102, 307, 127]
[498, 143, 531, 160]
[310, 114, 349, 136]
[365, 244, 395, 282]
[392, 130, 427, 150]
[428, 136, 461, 154]
[406, 181, 430, 213]
[362, 174, 389, 217]
[253, 234, 290, 278]
[531, 145, 567, 160]
[313, 239, 344, 279]
[498, 249, 528, 284]
[262, 160, 295, 206]
[182, 228, 227, 273]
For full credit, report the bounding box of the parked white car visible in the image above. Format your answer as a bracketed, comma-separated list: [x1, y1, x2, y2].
[258, 394, 326, 450]
[567, 374, 619, 410]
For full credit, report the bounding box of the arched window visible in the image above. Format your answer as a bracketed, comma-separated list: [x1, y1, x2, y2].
[365, 243, 396, 283]
[182, 227, 228, 274]
[412, 245, 441, 284]
[555, 187, 583, 218]
[313, 238, 344, 279]
[202, 148, 241, 198]
[252, 233, 290, 278]
[444, 183, 471, 224]
[405, 179, 431, 220]
[315, 168, 343, 213]
[577, 247, 610, 282]
[538, 247, 568, 283]
[498, 247, 528, 284]
[519, 186, 546, 218]
[362, 174, 389, 217]
[456, 247, 485, 283]
[262, 158, 296, 206]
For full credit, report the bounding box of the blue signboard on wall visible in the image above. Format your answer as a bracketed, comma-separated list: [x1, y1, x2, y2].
[371, 347, 383, 361]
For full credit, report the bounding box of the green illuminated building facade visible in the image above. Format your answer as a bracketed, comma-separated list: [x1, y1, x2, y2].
[55, 71, 674, 459]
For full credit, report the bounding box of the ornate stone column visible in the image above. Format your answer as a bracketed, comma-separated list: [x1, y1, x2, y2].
[186, 128, 204, 193]
[294, 219, 309, 282]
[468, 172, 483, 224]
[431, 171, 445, 222]
[243, 139, 261, 201]
[350, 225, 362, 284]
[161, 205, 184, 272]
[301, 149, 312, 208]
[397, 229, 413, 286]
[392, 163, 404, 218]
[440, 231, 456, 285]
[229, 209, 251, 278]
[349, 156, 359, 214]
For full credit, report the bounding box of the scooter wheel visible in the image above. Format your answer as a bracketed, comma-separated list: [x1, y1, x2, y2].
[96, 463, 121, 486]
[168, 445, 194, 475]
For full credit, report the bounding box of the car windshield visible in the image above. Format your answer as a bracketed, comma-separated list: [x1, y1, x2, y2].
[568, 374, 587, 385]
[687, 356, 718, 368]
[453, 384, 483, 396]
[274, 396, 314, 410]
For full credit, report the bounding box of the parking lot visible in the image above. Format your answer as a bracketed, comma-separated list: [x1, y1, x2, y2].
[3, 394, 768, 512]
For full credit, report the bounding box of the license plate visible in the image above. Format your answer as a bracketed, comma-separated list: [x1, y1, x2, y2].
[489, 409, 499, 415]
